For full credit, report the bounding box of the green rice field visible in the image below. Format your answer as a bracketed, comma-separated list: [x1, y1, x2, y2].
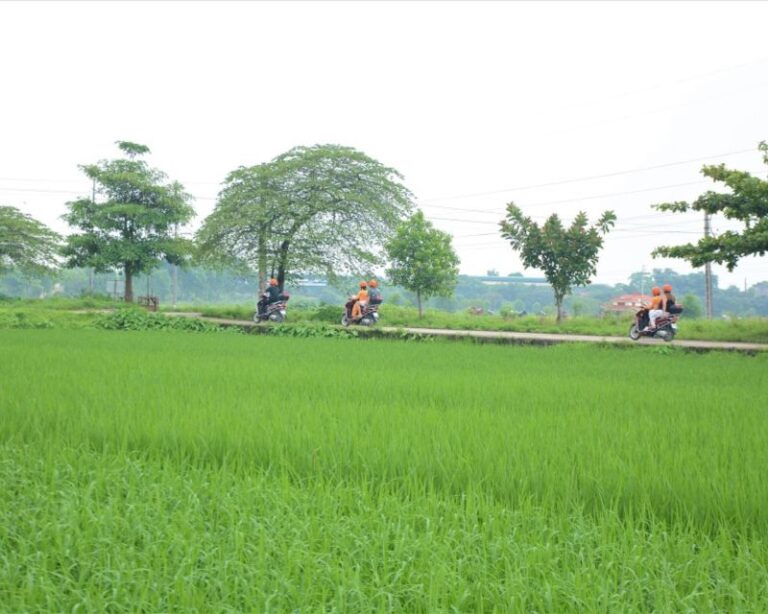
[1, 329, 767, 611]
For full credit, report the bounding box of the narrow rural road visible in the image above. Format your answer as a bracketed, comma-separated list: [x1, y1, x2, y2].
[386, 326, 768, 352]
[165, 313, 768, 353]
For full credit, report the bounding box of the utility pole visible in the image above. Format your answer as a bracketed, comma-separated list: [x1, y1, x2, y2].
[89, 178, 96, 293]
[704, 213, 713, 319]
[171, 224, 178, 309]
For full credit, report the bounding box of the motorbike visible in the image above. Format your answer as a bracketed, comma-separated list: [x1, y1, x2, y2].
[341, 296, 383, 327]
[628, 307, 679, 342]
[253, 293, 290, 323]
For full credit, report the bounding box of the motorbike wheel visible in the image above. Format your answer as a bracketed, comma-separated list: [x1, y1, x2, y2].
[341, 314, 350, 327]
[269, 312, 285, 323]
[628, 323, 641, 341]
[252, 312, 261, 323]
[662, 329, 675, 342]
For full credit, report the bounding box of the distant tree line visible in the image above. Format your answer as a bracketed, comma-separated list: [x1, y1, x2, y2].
[2, 265, 766, 318]
[2, 140, 766, 319]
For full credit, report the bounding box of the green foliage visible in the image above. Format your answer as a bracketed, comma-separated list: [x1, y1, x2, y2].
[682, 292, 704, 318]
[0, 307, 97, 330]
[197, 304, 254, 320]
[500, 205, 616, 322]
[0, 310, 54, 329]
[96, 308, 240, 334]
[0, 206, 61, 274]
[306, 303, 343, 323]
[266, 322, 358, 339]
[385, 211, 460, 317]
[653, 141, 768, 270]
[62, 142, 195, 302]
[197, 144, 414, 289]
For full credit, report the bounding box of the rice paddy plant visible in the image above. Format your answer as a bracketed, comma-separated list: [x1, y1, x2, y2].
[1, 329, 767, 611]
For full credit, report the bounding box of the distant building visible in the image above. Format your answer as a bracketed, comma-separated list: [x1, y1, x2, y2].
[295, 278, 327, 287]
[477, 275, 549, 286]
[603, 292, 651, 314]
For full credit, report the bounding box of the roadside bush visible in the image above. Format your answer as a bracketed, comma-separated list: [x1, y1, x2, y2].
[266, 323, 358, 339]
[0, 308, 96, 330]
[307, 303, 343, 323]
[97, 308, 242, 334]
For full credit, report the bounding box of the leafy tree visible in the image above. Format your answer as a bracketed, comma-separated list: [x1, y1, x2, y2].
[653, 141, 768, 270]
[62, 141, 195, 302]
[0, 206, 61, 274]
[627, 270, 654, 293]
[500, 205, 616, 323]
[197, 144, 413, 292]
[385, 211, 460, 317]
[196, 163, 281, 291]
[681, 292, 704, 319]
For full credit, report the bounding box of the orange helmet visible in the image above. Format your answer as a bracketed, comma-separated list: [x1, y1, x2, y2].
[368, 279, 378, 288]
[662, 284, 672, 292]
[651, 286, 661, 296]
[359, 280, 367, 288]
[269, 278, 278, 286]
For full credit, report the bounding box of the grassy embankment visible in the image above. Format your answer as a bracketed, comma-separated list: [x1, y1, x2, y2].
[1, 329, 767, 611]
[2, 294, 768, 342]
[191, 301, 768, 343]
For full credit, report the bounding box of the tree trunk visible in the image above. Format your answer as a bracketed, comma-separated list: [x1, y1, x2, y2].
[277, 239, 290, 292]
[555, 293, 563, 324]
[124, 265, 134, 303]
[258, 225, 267, 295]
[417, 290, 423, 318]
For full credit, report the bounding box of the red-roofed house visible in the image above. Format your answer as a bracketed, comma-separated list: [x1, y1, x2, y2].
[603, 292, 651, 314]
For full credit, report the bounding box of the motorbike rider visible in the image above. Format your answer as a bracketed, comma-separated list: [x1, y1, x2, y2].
[258, 278, 282, 315]
[350, 281, 369, 320]
[368, 279, 382, 304]
[645, 286, 667, 331]
[663, 283, 683, 315]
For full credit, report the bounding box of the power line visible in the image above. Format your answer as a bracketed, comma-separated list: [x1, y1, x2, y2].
[474, 180, 711, 213]
[417, 147, 757, 203]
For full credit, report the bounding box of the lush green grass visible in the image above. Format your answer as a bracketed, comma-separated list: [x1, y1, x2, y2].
[1, 329, 767, 611]
[0, 307, 99, 330]
[0, 294, 123, 310]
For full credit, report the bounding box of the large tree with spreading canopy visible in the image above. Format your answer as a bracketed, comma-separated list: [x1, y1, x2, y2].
[196, 144, 413, 291]
[0, 206, 61, 274]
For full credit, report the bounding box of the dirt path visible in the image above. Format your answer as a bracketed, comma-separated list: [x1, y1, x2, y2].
[163, 312, 767, 353]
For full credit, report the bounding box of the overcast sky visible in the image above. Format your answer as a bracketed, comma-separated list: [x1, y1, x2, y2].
[2, 1, 767, 289]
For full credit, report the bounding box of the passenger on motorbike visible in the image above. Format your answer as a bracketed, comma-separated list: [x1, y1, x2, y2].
[368, 279, 381, 304]
[258, 278, 282, 315]
[663, 283, 683, 315]
[645, 286, 667, 331]
[350, 281, 368, 320]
